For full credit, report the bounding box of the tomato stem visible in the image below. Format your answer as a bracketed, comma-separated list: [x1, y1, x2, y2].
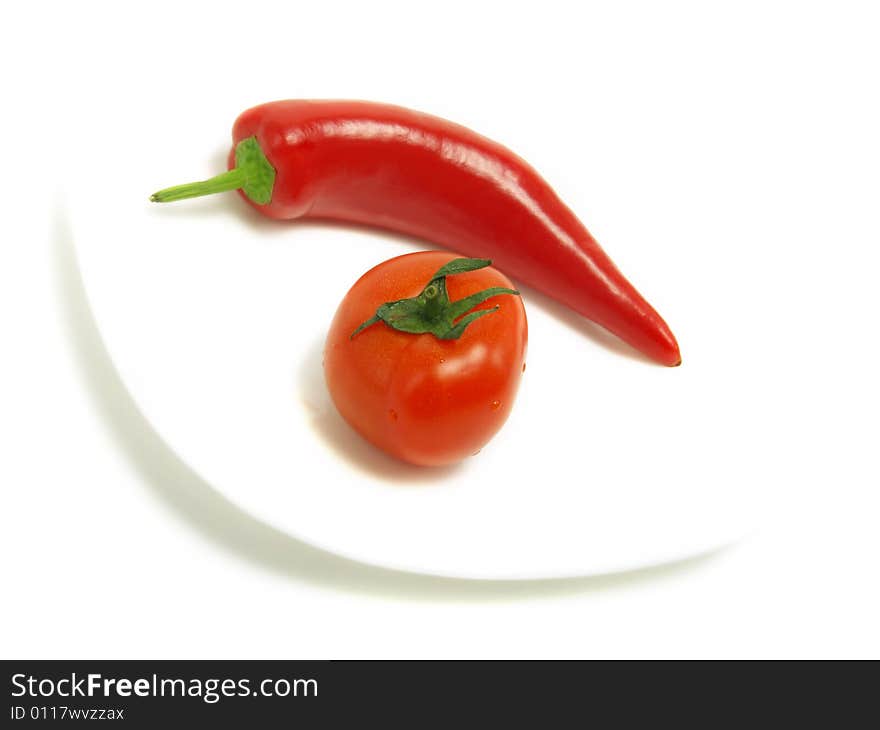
[351, 258, 519, 341]
[422, 283, 444, 320]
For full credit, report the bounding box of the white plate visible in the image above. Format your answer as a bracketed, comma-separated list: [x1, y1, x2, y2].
[67, 112, 767, 580]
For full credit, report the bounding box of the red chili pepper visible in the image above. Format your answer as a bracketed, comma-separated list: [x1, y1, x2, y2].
[151, 100, 680, 366]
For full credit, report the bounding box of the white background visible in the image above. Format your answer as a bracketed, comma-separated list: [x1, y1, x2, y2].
[2, 0, 878, 658]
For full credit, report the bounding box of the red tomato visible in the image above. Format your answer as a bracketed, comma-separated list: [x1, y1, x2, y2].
[324, 251, 528, 466]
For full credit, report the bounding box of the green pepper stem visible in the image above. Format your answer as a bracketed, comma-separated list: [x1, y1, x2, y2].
[149, 136, 276, 205]
[150, 169, 246, 203]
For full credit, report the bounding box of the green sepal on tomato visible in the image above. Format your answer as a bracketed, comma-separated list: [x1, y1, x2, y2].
[324, 252, 527, 467]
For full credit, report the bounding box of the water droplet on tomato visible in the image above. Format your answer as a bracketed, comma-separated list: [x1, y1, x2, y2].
[491, 400, 501, 410]
[388, 409, 398, 422]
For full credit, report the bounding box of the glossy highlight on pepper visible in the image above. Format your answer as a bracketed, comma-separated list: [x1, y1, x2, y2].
[150, 100, 681, 366]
